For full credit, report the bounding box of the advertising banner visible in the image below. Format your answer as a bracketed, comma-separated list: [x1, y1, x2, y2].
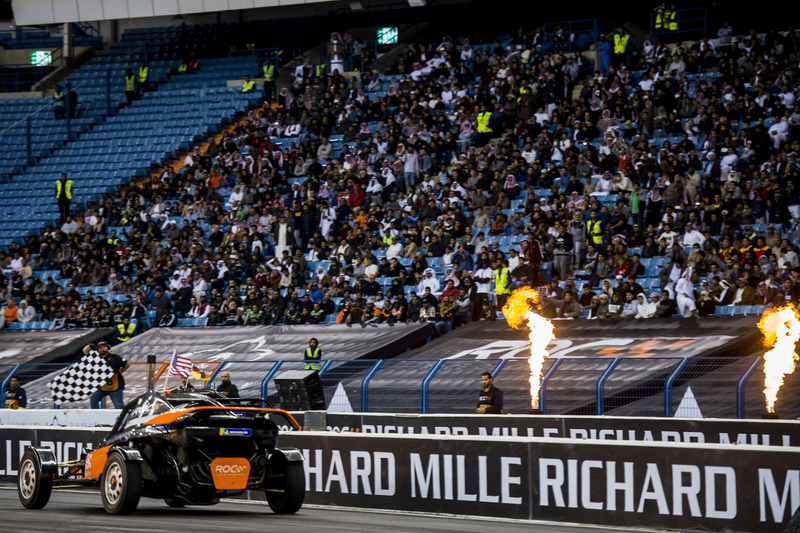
[281, 432, 800, 532]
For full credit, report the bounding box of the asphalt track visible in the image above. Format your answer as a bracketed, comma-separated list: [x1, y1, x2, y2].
[0, 486, 659, 533]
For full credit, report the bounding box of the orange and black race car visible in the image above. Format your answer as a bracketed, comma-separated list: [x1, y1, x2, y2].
[17, 390, 304, 515]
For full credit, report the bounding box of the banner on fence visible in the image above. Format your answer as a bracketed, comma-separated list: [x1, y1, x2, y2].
[111, 323, 433, 363]
[403, 317, 763, 359]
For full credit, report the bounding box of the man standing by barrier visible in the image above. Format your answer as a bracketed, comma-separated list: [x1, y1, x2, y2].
[5, 376, 27, 409]
[304, 337, 322, 371]
[89, 341, 130, 409]
[217, 371, 239, 399]
[476, 372, 503, 414]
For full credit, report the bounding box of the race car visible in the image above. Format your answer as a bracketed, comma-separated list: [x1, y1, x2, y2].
[17, 389, 305, 515]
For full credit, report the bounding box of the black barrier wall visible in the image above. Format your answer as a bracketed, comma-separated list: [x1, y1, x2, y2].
[280, 432, 800, 532]
[0, 426, 798, 531]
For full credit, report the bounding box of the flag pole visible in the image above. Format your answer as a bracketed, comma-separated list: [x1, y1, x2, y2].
[162, 349, 176, 392]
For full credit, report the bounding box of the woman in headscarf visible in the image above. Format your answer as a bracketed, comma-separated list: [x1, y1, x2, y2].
[634, 292, 657, 319]
[675, 267, 699, 318]
[444, 267, 460, 288]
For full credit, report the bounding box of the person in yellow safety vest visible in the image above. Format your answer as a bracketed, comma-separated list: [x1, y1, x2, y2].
[53, 85, 65, 119]
[178, 60, 189, 74]
[315, 63, 326, 77]
[116, 317, 136, 342]
[654, 3, 678, 32]
[124, 68, 136, 105]
[304, 337, 322, 371]
[586, 210, 605, 246]
[242, 75, 255, 93]
[493, 259, 511, 309]
[137, 61, 149, 95]
[613, 27, 630, 67]
[476, 104, 493, 147]
[263, 62, 275, 102]
[106, 229, 120, 248]
[56, 172, 73, 223]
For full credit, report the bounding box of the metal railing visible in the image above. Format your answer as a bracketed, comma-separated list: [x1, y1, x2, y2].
[542, 19, 598, 54]
[2, 356, 786, 419]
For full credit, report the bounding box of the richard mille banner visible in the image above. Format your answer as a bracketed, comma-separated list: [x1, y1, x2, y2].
[281, 432, 800, 532]
[314, 413, 800, 447]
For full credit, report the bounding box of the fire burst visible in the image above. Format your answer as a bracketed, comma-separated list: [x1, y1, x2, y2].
[757, 304, 800, 414]
[502, 288, 555, 410]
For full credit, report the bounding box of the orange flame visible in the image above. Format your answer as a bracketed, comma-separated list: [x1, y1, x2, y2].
[757, 304, 800, 413]
[502, 288, 555, 410]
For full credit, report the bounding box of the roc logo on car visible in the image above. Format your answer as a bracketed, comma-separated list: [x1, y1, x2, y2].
[210, 458, 251, 489]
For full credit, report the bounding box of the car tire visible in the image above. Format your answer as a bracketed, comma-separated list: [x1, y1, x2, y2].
[17, 450, 52, 509]
[265, 452, 305, 514]
[101, 451, 142, 515]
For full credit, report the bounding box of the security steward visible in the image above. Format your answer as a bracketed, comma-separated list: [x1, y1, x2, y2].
[124, 68, 136, 105]
[242, 75, 255, 93]
[56, 172, 73, 223]
[613, 27, 630, 68]
[476, 372, 503, 414]
[586, 209, 604, 247]
[304, 338, 322, 371]
[116, 316, 136, 342]
[263, 59, 276, 102]
[89, 340, 130, 409]
[137, 61, 149, 95]
[476, 104, 493, 147]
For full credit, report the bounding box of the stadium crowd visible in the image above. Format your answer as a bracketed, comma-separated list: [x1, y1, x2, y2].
[3, 11, 800, 335]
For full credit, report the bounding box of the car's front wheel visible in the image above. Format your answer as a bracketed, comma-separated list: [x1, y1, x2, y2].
[264, 451, 305, 514]
[17, 450, 52, 509]
[101, 451, 142, 515]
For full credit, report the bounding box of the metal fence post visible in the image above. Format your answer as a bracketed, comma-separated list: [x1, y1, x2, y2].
[596, 358, 621, 415]
[421, 360, 445, 414]
[736, 356, 762, 419]
[539, 358, 563, 414]
[26, 117, 33, 166]
[260, 361, 283, 405]
[106, 68, 111, 116]
[663, 358, 690, 417]
[361, 360, 384, 412]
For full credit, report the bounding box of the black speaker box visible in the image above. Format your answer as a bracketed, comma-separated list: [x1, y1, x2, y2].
[274, 370, 326, 410]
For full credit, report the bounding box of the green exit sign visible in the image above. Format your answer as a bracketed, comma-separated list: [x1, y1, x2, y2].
[377, 27, 398, 45]
[30, 51, 52, 66]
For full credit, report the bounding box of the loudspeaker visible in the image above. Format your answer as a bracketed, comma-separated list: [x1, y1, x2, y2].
[274, 370, 326, 410]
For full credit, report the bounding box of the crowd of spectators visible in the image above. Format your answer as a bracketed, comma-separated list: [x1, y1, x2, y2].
[4, 12, 800, 334]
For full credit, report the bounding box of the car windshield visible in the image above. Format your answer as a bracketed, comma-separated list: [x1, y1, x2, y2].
[123, 396, 173, 428]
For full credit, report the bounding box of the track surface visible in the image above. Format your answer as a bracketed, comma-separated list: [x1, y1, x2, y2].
[0, 486, 657, 533]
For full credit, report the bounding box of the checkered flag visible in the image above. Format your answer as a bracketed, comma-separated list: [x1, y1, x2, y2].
[48, 352, 115, 406]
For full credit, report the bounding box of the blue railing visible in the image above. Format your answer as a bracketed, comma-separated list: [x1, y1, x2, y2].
[1, 356, 773, 418]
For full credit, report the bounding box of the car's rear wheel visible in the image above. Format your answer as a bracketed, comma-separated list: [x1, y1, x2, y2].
[101, 452, 142, 515]
[17, 450, 52, 509]
[265, 452, 304, 514]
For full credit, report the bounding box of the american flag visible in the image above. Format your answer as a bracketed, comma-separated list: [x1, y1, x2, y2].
[168, 352, 193, 377]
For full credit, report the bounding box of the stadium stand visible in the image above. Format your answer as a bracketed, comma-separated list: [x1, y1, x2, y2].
[0, 6, 798, 344]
